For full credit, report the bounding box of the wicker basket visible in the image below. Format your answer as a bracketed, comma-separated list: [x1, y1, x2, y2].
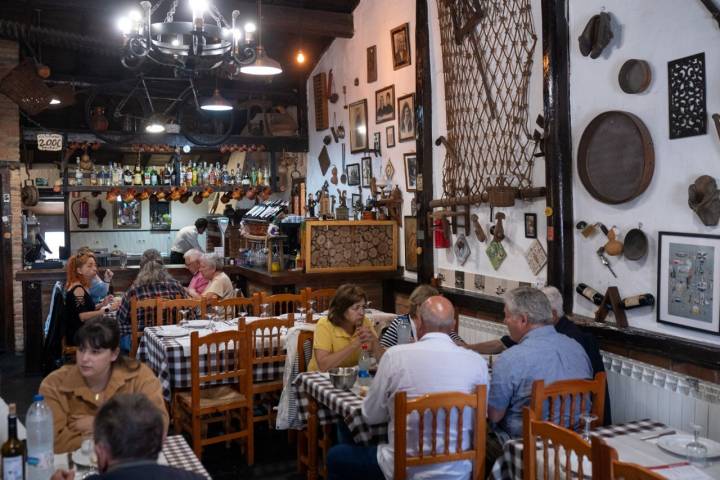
[487, 186, 518, 207]
[244, 221, 268, 236]
[0, 59, 52, 116]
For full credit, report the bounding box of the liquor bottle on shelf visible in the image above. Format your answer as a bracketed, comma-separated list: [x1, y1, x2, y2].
[89, 166, 97, 186]
[112, 163, 121, 185]
[150, 166, 158, 186]
[2, 403, 25, 480]
[133, 161, 142, 186]
[222, 166, 230, 185]
[191, 162, 198, 186]
[123, 164, 133, 186]
[75, 157, 83, 186]
[163, 165, 172, 186]
[256, 166, 264, 186]
[621, 293, 655, 310]
[207, 162, 215, 185]
[263, 166, 271, 186]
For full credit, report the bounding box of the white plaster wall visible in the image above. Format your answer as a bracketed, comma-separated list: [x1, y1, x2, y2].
[570, 1, 720, 345]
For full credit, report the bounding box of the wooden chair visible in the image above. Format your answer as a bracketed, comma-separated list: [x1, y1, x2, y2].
[523, 407, 592, 480]
[394, 385, 487, 480]
[303, 288, 336, 322]
[591, 436, 666, 480]
[158, 298, 206, 325]
[129, 298, 159, 358]
[259, 292, 306, 318]
[530, 372, 607, 431]
[173, 329, 254, 463]
[209, 293, 261, 320]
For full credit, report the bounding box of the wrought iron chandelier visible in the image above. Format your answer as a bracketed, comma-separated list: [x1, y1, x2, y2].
[117, 0, 274, 76]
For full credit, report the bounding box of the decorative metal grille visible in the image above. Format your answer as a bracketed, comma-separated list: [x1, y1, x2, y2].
[436, 0, 538, 199]
[668, 52, 706, 140]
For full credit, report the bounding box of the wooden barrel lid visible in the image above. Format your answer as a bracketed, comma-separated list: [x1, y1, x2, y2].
[619, 59, 652, 94]
[577, 111, 655, 204]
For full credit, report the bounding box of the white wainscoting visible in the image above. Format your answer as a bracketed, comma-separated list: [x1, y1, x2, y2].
[71, 231, 175, 256]
[457, 316, 720, 441]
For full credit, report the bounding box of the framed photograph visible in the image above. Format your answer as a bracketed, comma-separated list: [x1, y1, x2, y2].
[361, 156, 373, 188]
[346, 163, 361, 186]
[113, 199, 141, 229]
[367, 45, 377, 83]
[524, 213, 537, 239]
[404, 216, 417, 272]
[373, 132, 381, 154]
[348, 99, 369, 153]
[397, 93, 416, 142]
[386, 125, 396, 148]
[352, 193, 362, 215]
[657, 231, 720, 334]
[375, 85, 395, 124]
[403, 153, 418, 192]
[391, 23, 411, 70]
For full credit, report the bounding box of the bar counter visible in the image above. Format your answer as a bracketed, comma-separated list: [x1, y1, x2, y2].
[16, 264, 402, 375]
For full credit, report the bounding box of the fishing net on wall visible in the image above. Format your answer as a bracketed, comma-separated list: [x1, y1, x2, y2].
[436, 0, 538, 200]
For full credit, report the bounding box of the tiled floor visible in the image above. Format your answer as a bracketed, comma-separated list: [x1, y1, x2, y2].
[0, 353, 304, 480]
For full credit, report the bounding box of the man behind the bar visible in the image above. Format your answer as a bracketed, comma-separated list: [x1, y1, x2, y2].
[169, 218, 207, 264]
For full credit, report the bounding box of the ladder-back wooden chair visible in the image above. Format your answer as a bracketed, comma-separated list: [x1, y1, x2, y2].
[129, 298, 159, 358]
[259, 292, 305, 318]
[529, 372, 607, 431]
[303, 288, 336, 323]
[210, 293, 261, 320]
[523, 407, 592, 480]
[158, 298, 206, 325]
[394, 385, 487, 480]
[173, 329, 253, 463]
[591, 436, 666, 480]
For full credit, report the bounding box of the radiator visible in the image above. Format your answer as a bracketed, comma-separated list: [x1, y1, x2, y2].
[457, 316, 720, 441]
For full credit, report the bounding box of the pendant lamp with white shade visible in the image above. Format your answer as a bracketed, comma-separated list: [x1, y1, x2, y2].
[240, 0, 282, 76]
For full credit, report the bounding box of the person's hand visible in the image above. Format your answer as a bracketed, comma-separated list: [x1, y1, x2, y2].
[98, 296, 112, 308]
[51, 469, 75, 480]
[355, 326, 377, 347]
[103, 269, 114, 283]
[69, 415, 94, 436]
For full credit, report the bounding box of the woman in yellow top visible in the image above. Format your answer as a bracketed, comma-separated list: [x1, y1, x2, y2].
[308, 284, 382, 371]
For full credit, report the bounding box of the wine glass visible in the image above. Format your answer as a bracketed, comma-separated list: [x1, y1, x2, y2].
[308, 300, 316, 317]
[297, 305, 306, 324]
[261, 303, 270, 318]
[581, 413, 598, 441]
[179, 308, 189, 329]
[687, 424, 708, 467]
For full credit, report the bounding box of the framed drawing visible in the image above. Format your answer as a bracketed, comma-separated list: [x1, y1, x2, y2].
[348, 99, 369, 153]
[373, 132, 381, 155]
[397, 93, 415, 142]
[657, 231, 720, 334]
[367, 45, 377, 83]
[524, 213, 537, 239]
[346, 163, 361, 186]
[361, 156, 373, 188]
[391, 23, 411, 70]
[386, 125, 396, 148]
[352, 193, 362, 216]
[404, 216, 417, 272]
[113, 199, 141, 229]
[403, 152, 418, 192]
[375, 85, 395, 124]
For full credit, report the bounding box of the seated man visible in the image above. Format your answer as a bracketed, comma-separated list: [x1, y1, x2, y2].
[183, 249, 208, 299]
[51, 393, 204, 480]
[488, 287, 592, 444]
[327, 296, 489, 480]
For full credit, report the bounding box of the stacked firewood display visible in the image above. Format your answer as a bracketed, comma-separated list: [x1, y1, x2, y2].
[307, 222, 396, 271]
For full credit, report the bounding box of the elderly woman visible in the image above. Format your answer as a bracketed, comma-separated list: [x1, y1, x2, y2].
[39, 317, 168, 453]
[115, 250, 187, 352]
[184, 248, 209, 299]
[64, 253, 118, 346]
[198, 253, 235, 301]
[308, 284, 380, 372]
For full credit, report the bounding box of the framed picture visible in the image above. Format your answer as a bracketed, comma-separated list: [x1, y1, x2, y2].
[403, 153, 418, 192]
[367, 45, 377, 83]
[361, 156, 373, 188]
[346, 163, 361, 186]
[348, 99, 369, 153]
[524, 213, 537, 239]
[391, 23, 411, 70]
[352, 193, 362, 215]
[657, 231, 720, 334]
[404, 216, 417, 272]
[373, 132, 381, 154]
[386, 125, 396, 148]
[375, 85, 395, 124]
[397, 93, 416, 142]
[113, 199, 141, 229]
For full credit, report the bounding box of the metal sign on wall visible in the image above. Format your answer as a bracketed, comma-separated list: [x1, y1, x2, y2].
[36, 133, 63, 151]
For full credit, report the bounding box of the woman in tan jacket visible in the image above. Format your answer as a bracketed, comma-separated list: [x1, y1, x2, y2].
[39, 317, 168, 453]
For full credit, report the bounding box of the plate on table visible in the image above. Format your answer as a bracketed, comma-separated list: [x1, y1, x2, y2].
[71, 448, 97, 467]
[185, 320, 211, 329]
[156, 326, 188, 338]
[657, 434, 720, 458]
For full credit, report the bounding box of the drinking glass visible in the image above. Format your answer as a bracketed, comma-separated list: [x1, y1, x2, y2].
[308, 300, 316, 317]
[687, 424, 708, 468]
[261, 303, 270, 318]
[397, 318, 412, 344]
[179, 308, 189, 329]
[581, 413, 598, 441]
[297, 306, 306, 323]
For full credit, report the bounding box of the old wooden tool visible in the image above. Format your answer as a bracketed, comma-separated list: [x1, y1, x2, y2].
[699, 0, 720, 29]
[492, 212, 505, 242]
[470, 214, 486, 242]
[596, 246, 617, 278]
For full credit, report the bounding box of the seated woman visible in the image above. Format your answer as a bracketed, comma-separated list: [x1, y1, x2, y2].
[39, 317, 168, 453]
[76, 247, 114, 305]
[64, 253, 118, 346]
[115, 251, 187, 352]
[308, 284, 381, 372]
[378, 284, 465, 358]
[198, 253, 235, 302]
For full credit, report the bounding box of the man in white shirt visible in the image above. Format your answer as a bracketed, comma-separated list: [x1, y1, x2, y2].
[170, 218, 207, 264]
[327, 296, 489, 480]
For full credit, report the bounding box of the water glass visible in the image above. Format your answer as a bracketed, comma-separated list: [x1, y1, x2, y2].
[581, 413, 598, 441]
[308, 300, 316, 316]
[397, 319, 412, 344]
[687, 424, 708, 468]
[297, 306, 306, 323]
[261, 303, 270, 318]
[179, 308, 189, 329]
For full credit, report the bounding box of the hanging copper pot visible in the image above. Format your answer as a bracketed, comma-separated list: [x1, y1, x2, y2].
[231, 187, 243, 200]
[122, 189, 136, 202]
[138, 189, 151, 201]
[220, 191, 231, 203]
[201, 187, 213, 198]
[156, 190, 166, 200]
[180, 191, 192, 203]
[94, 200, 107, 226]
[192, 191, 204, 204]
[245, 187, 256, 200]
[106, 188, 120, 202]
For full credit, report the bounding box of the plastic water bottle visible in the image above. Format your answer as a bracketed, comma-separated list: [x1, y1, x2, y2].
[397, 317, 413, 344]
[26, 394, 54, 480]
[358, 344, 372, 387]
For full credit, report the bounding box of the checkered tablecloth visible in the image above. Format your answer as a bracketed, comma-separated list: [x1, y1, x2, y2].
[293, 371, 388, 445]
[138, 325, 285, 401]
[490, 419, 667, 480]
[163, 435, 211, 478]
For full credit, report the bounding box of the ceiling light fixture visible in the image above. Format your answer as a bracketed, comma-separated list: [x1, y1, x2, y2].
[201, 88, 233, 111]
[49, 97, 61, 105]
[296, 49, 306, 64]
[145, 113, 167, 133]
[240, 1, 282, 76]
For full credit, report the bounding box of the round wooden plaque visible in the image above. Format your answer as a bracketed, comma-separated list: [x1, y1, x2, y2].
[618, 59, 652, 94]
[577, 111, 654, 204]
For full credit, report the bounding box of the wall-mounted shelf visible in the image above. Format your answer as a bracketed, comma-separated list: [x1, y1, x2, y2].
[63, 185, 246, 193]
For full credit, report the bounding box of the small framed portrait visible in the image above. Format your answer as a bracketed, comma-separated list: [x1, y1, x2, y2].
[367, 45, 377, 83]
[375, 85, 395, 124]
[346, 163, 361, 186]
[348, 99, 369, 153]
[397, 93, 416, 142]
[113, 199, 142, 229]
[386, 125, 396, 148]
[524, 213, 537, 239]
[403, 152, 418, 192]
[391, 23, 412, 70]
[373, 132, 381, 154]
[352, 193, 362, 215]
[404, 216, 418, 272]
[361, 156, 373, 188]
